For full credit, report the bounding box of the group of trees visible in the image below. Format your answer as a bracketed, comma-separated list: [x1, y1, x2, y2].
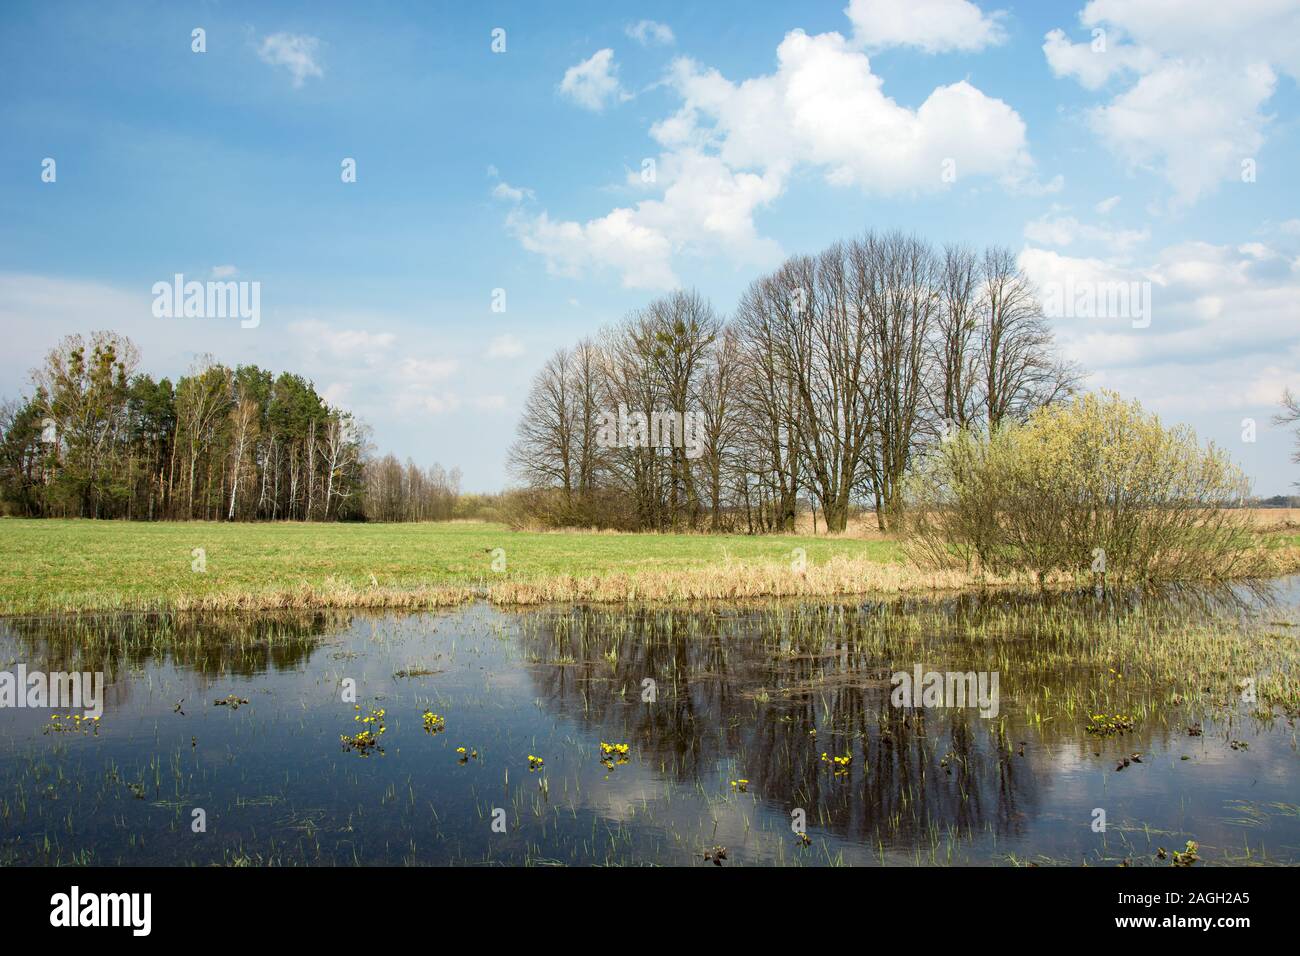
[508, 231, 1080, 533]
[0, 331, 462, 522]
[362, 455, 462, 522]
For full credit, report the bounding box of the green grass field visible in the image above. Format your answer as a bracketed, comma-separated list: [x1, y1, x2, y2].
[0, 518, 904, 615]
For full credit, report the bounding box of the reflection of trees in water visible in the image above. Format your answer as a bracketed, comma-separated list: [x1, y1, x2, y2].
[514, 580, 1284, 849]
[515, 603, 1046, 846]
[1, 611, 343, 687]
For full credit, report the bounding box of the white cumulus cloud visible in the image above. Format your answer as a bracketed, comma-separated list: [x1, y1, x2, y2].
[1020, 238, 1300, 396]
[491, 181, 534, 203]
[626, 20, 675, 47]
[845, 0, 1006, 53]
[1023, 211, 1149, 252]
[513, 22, 1041, 290]
[559, 49, 624, 112]
[1043, 0, 1300, 206]
[257, 33, 324, 88]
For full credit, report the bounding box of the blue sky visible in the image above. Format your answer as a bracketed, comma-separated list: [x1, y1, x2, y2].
[2, 0, 1298, 492]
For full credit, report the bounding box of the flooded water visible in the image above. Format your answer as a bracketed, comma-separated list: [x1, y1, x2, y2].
[1, 579, 1297, 866]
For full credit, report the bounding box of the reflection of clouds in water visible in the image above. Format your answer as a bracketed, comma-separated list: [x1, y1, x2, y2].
[477, 668, 536, 694]
[503, 581, 1300, 860]
[3, 583, 1298, 865]
[511, 603, 1051, 847]
[582, 772, 658, 823]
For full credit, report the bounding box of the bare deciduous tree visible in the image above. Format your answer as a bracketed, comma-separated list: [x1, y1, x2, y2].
[507, 231, 1079, 534]
[979, 246, 1080, 429]
[1274, 389, 1300, 486]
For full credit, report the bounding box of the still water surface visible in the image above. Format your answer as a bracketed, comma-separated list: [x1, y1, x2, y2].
[1, 580, 1297, 866]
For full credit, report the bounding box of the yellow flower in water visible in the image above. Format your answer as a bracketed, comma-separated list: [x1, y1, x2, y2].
[599, 741, 632, 769]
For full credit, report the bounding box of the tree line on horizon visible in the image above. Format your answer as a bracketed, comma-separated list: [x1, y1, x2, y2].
[508, 230, 1082, 533]
[5, 240, 1291, 532]
[0, 331, 462, 522]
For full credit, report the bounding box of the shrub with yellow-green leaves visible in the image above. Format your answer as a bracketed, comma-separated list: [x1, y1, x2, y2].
[905, 391, 1253, 583]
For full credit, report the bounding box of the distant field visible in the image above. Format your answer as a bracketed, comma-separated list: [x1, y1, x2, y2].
[0, 518, 903, 615]
[1243, 507, 1300, 532]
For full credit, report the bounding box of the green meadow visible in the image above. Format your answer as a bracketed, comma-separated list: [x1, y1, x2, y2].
[0, 518, 903, 615]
